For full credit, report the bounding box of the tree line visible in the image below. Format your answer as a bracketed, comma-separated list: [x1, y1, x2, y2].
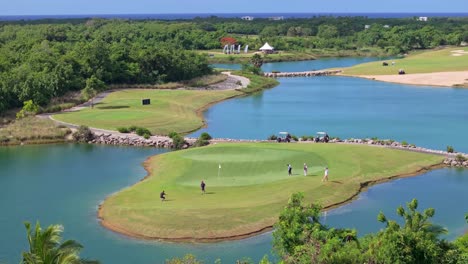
[1, 16, 467, 113]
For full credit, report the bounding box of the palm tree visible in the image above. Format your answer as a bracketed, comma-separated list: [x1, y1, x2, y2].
[22, 221, 98, 264]
[378, 199, 447, 237]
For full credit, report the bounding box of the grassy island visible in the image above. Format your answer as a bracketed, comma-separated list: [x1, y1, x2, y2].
[99, 143, 442, 241]
[340, 47, 468, 87]
[342, 47, 468, 75]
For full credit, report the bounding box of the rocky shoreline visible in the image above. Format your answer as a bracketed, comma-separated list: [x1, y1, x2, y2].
[264, 70, 342, 78]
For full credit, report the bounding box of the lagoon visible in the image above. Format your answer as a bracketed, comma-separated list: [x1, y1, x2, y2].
[1, 145, 467, 264]
[190, 76, 468, 152]
[1, 57, 468, 263]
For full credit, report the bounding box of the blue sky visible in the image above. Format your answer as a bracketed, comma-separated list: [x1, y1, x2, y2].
[2, 0, 468, 15]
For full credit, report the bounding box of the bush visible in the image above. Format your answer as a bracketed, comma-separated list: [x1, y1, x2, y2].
[447, 145, 454, 153]
[199, 132, 212, 141]
[168, 131, 179, 139]
[401, 141, 408, 146]
[268, 135, 277, 140]
[455, 154, 467, 162]
[291, 135, 298, 141]
[72, 126, 94, 143]
[135, 127, 151, 136]
[128, 125, 138, 132]
[117, 127, 130, 133]
[194, 139, 209, 147]
[171, 134, 186, 150]
[143, 133, 151, 139]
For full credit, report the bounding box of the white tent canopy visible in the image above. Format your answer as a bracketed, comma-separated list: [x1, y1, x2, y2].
[259, 42, 274, 51]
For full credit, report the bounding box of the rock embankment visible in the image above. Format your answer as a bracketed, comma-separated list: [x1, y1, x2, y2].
[264, 70, 342, 78]
[90, 132, 194, 149]
[443, 157, 468, 168]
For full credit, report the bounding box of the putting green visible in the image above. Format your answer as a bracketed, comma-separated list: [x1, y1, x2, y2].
[177, 146, 326, 187]
[99, 143, 442, 241]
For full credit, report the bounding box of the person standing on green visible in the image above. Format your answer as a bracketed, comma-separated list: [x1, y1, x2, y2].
[322, 167, 329, 182]
[303, 163, 308, 176]
[201, 180, 206, 194]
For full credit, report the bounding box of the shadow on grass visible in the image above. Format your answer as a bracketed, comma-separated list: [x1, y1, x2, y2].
[203, 192, 216, 195]
[96, 105, 130, 110]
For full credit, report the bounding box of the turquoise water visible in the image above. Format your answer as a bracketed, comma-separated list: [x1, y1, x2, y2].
[190, 76, 468, 152]
[0, 145, 271, 263]
[1, 145, 467, 264]
[325, 168, 468, 241]
[2, 57, 468, 263]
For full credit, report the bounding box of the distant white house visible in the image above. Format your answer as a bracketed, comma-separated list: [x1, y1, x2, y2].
[418, 17, 428, 21]
[241, 16, 254, 21]
[259, 42, 274, 54]
[364, 25, 370, 30]
[383, 25, 390, 28]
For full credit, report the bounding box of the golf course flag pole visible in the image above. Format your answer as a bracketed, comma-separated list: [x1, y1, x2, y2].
[218, 164, 221, 178]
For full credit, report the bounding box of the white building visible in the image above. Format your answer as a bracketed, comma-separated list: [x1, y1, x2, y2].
[383, 25, 390, 28]
[418, 17, 428, 21]
[364, 25, 370, 30]
[241, 16, 254, 21]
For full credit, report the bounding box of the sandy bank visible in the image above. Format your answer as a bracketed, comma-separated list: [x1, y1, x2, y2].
[354, 71, 468, 87]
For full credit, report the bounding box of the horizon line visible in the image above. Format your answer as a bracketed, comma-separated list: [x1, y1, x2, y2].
[2, 12, 467, 16]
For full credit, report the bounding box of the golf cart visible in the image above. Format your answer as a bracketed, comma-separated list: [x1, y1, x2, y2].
[277, 131, 292, 143]
[316, 132, 330, 143]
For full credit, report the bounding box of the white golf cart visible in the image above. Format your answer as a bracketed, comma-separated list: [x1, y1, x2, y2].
[277, 131, 292, 143]
[315, 132, 330, 143]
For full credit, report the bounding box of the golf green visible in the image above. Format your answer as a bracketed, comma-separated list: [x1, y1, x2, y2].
[99, 143, 442, 241]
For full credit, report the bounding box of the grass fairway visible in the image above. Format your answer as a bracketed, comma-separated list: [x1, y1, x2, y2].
[343, 47, 468, 75]
[99, 143, 442, 241]
[53, 89, 240, 135]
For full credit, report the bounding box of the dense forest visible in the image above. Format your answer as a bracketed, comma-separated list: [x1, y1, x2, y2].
[0, 16, 467, 113]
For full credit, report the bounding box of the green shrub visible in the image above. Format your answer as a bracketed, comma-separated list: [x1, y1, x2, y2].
[128, 125, 138, 132]
[268, 135, 277, 140]
[72, 126, 94, 143]
[143, 133, 151, 139]
[135, 127, 151, 136]
[455, 154, 467, 162]
[194, 139, 209, 147]
[168, 131, 178, 139]
[401, 141, 408, 146]
[291, 135, 298, 141]
[117, 127, 130, 133]
[199, 132, 212, 141]
[171, 134, 186, 150]
[447, 145, 454, 153]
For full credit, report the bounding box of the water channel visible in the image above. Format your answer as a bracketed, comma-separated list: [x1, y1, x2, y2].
[1, 57, 467, 263]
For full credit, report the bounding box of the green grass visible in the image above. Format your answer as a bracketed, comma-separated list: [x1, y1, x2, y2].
[53, 89, 241, 135]
[343, 47, 468, 75]
[100, 143, 442, 240]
